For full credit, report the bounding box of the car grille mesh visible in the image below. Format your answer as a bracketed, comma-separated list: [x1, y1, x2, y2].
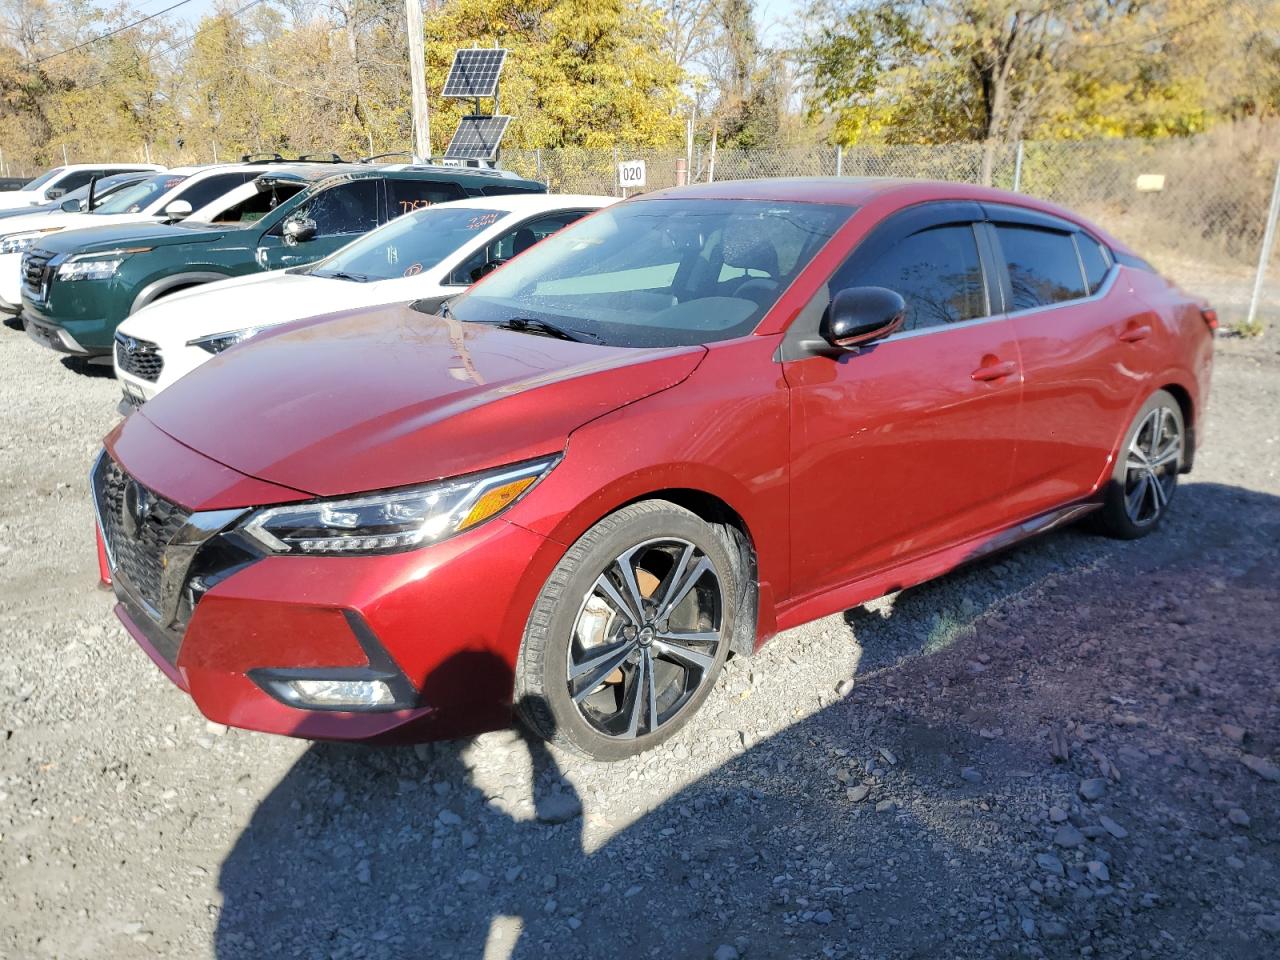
[21, 249, 53, 299]
[94, 456, 190, 616]
[115, 334, 164, 382]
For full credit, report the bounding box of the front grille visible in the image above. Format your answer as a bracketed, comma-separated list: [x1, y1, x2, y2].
[94, 456, 191, 617]
[115, 334, 164, 382]
[22, 249, 53, 300]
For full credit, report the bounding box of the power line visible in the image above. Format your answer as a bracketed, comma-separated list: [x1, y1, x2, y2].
[33, 0, 196, 65]
[77, 0, 270, 90]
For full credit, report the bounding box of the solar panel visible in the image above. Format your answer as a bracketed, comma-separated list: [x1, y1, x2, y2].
[441, 48, 508, 99]
[444, 115, 512, 160]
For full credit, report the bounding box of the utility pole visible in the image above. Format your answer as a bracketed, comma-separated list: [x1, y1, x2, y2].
[405, 0, 431, 163]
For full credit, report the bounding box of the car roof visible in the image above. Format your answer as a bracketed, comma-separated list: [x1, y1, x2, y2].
[635, 176, 1124, 248]
[55, 163, 165, 171]
[426, 193, 614, 213]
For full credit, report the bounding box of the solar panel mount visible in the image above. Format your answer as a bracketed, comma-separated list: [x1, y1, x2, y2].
[442, 48, 508, 99]
[444, 115, 512, 161]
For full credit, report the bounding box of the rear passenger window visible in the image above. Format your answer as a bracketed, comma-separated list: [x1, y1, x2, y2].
[997, 225, 1087, 309]
[1076, 234, 1111, 293]
[840, 224, 987, 332]
[387, 180, 467, 218]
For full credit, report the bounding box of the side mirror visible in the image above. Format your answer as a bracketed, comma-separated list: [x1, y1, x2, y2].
[283, 217, 317, 244]
[45, 187, 66, 200]
[820, 286, 907, 351]
[164, 199, 193, 221]
[60, 198, 84, 212]
[468, 259, 504, 283]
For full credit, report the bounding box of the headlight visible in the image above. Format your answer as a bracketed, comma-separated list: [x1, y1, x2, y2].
[241, 457, 557, 555]
[0, 229, 60, 255]
[57, 246, 151, 282]
[58, 257, 124, 281]
[187, 326, 264, 355]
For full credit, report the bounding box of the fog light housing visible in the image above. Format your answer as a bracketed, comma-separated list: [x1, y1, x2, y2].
[275, 678, 396, 709]
[248, 610, 417, 713]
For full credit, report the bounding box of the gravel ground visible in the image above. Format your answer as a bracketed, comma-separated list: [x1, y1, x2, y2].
[0, 316, 1277, 960]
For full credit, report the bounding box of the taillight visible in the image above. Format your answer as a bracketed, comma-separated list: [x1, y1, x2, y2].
[1201, 307, 1219, 331]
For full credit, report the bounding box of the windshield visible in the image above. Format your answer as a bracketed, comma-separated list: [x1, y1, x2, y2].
[56, 174, 146, 208]
[23, 167, 65, 191]
[311, 206, 509, 281]
[447, 198, 852, 347]
[93, 173, 189, 215]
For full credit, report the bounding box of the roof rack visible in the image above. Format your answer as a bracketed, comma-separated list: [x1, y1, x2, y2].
[360, 151, 413, 163]
[239, 152, 350, 165]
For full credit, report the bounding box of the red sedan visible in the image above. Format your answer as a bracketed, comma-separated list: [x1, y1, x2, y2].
[93, 178, 1214, 760]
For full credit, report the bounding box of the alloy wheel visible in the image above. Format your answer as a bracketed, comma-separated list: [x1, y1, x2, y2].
[566, 538, 723, 740]
[1123, 404, 1182, 525]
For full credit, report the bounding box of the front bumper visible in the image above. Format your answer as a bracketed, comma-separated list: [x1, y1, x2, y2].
[21, 279, 123, 355]
[98, 415, 563, 743]
[0, 251, 24, 312]
[24, 313, 93, 354]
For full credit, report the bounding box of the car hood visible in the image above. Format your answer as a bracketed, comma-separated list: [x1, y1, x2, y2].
[34, 219, 227, 255]
[0, 210, 154, 239]
[119, 271, 445, 344]
[139, 303, 706, 498]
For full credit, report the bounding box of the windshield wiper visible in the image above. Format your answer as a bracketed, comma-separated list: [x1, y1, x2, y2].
[313, 269, 375, 283]
[490, 317, 599, 343]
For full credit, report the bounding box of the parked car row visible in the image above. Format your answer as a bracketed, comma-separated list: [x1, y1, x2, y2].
[6, 164, 1213, 761]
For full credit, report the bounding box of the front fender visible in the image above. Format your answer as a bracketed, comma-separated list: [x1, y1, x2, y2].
[132, 271, 233, 313]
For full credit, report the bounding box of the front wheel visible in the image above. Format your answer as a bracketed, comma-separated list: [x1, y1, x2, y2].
[514, 501, 736, 760]
[1095, 389, 1185, 539]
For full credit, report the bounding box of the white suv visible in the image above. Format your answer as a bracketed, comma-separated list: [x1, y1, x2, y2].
[0, 163, 163, 211]
[114, 193, 614, 405]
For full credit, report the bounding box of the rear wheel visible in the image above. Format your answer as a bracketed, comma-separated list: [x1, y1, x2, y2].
[1095, 389, 1184, 539]
[514, 501, 736, 760]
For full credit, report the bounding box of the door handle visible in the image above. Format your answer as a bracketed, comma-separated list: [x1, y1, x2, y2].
[970, 360, 1018, 382]
[1119, 324, 1151, 342]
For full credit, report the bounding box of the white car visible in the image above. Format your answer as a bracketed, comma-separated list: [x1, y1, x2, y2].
[0, 163, 163, 211]
[114, 193, 614, 404]
[0, 164, 299, 313]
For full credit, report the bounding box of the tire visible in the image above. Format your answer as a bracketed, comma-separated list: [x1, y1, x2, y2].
[514, 500, 737, 760]
[1095, 389, 1185, 539]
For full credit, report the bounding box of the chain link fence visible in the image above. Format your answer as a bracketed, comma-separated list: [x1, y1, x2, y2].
[4, 123, 1276, 333]
[506, 123, 1280, 334]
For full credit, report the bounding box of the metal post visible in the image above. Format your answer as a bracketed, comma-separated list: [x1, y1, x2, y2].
[405, 0, 431, 162]
[613, 146, 620, 198]
[535, 147, 542, 180]
[1013, 140, 1025, 192]
[685, 116, 693, 173]
[62, 144, 69, 164]
[1247, 159, 1280, 326]
[708, 126, 717, 183]
[835, 144, 843, 178]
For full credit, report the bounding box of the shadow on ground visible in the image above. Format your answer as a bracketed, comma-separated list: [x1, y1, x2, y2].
[214, 483, 1280, 960]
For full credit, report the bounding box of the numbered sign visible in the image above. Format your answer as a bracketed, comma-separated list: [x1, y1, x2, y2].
[618, 159, 646, 190]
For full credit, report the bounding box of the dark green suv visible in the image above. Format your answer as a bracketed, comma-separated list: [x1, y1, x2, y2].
[21, 163, 545, 356]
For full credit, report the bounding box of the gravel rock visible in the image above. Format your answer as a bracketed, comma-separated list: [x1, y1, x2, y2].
[1240, 754, 1280, 782]
[713, 946, 741, 960]
[1099, 815, 1129, 839]
[1078, 777, 1107, 801]
[1036, 853, 1065, 877]
[846, 784, 871, 803]
[960, 766, 983, 783]
[537, 791, 583, 824]
[1226, 808, 1251, 827]
[1053, 825, 1086, 848]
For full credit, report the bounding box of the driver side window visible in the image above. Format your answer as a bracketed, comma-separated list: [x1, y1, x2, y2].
[286, 180, 379, 238]
[828, 224, 988, 333]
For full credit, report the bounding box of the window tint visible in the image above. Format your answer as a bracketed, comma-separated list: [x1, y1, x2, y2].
[997, 225, 1087, 310]
[833, 224, 986, 332]
[481, 185, 543, 197]
[216, 183, 305, 224]
[448, 209, 590, 285]
[53, 170, 99, 193]
[387, 179, 467, 219]
[295, 179, 380, 236]
[1076, 234, 1111, 293]
[171, 172, 254, 212]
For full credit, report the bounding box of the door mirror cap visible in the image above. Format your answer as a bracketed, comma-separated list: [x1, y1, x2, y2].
[60, 198, 84, 212]
[164, 199, 193, 220]
[283, 217, 317, 244]
[822, 286, 907, 350]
